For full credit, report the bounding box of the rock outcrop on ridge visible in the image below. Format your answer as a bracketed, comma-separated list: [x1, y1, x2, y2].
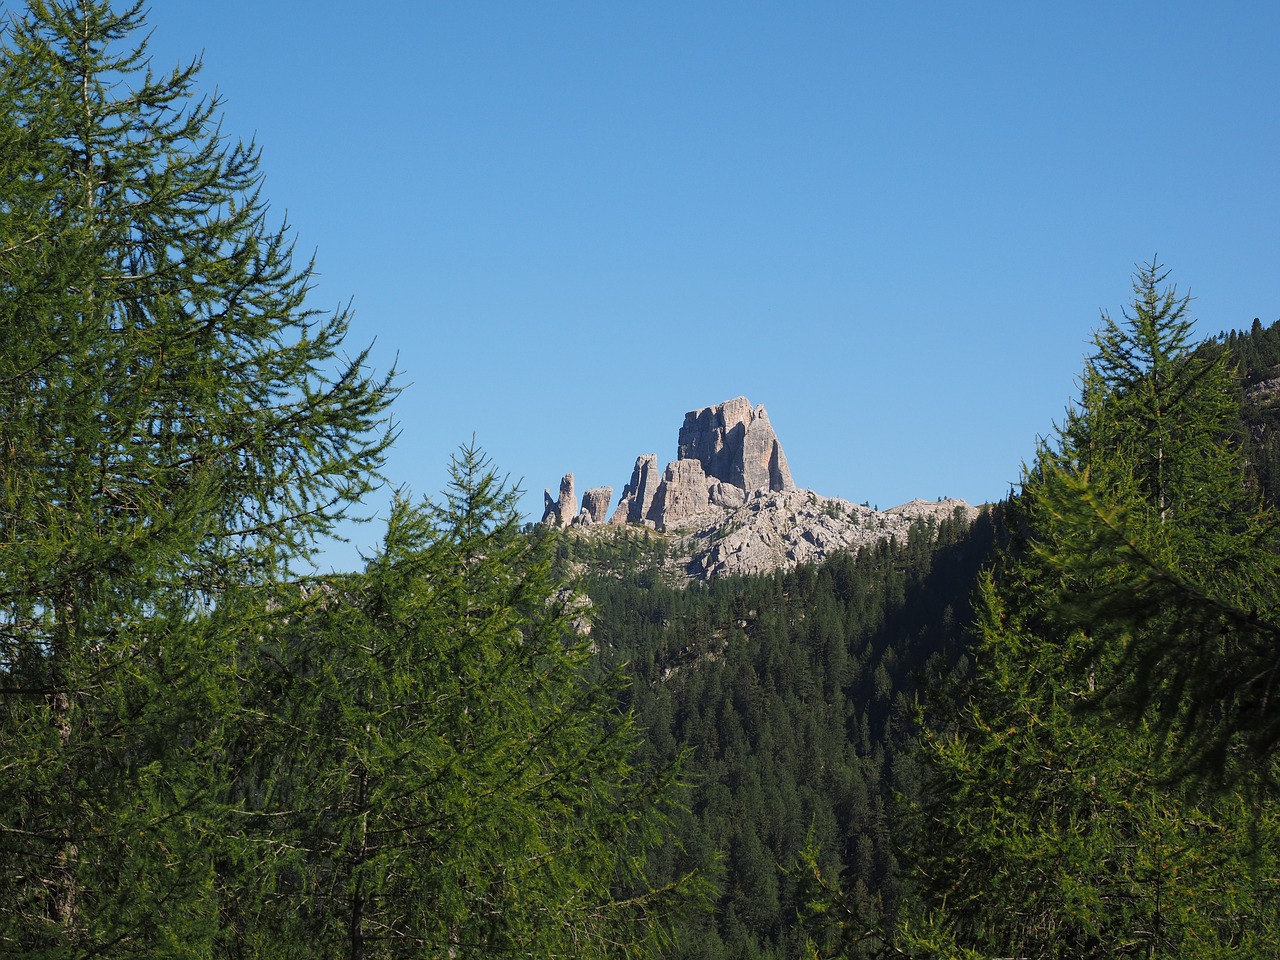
[541, 396, 981, 579]
[580, 487, 613, 524]
[541, 473, 577, 527]
[610, 454, 662, 525]
[609, 398, 793, 530]
[684, 491, 978, 579]
[543, 473, 613, 527]
[677, 397, 794, 494]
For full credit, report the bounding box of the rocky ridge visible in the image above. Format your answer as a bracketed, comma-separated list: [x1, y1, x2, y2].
[682, 491, 978, 579]
[542, 396, 980, 579]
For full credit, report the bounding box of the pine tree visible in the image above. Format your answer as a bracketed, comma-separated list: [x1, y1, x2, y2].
[899, 264, 1280, 958]
[901, 572, 1280, 959]
[0, 2, 395, 952]
[223, 446, 687, 958]
[1029, 261, 1280, 774]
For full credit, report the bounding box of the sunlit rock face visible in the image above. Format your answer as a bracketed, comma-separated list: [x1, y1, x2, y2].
[580, 487, 613, 524]
[677, 397, 794, 494]
[541, 473, 576, 527]
[545, 396, 980, 578]
[611, 454, 662, 526]
[604, 397, 797, 533]
[649, 458, 714, 530]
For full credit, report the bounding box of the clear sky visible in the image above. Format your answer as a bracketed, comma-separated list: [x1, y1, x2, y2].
[144, 2, 1280, 571]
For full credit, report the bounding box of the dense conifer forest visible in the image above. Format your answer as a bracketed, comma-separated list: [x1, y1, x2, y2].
[559, 308, 1280, 959]
[564, 511, 999, 958]
[4, 3, 1280, 957]
[1214, 318, 1280, 505]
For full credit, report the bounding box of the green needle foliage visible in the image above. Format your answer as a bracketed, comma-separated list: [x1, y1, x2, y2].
[0, 1, 395, 954]
[902, 573, 1280, 959]
[222, 445, 689, 958]
[1, 4, 687, 956]
[1027, 261, 1280, 775]
[901, 263, 1280, 958]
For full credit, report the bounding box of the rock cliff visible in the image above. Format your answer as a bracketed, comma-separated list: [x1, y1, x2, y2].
[541, 396, 981, 578]
[677, 397, 794, 493]
[611, 454, 662, 525]
[541, 473, 577, 527]
[606, 398, 796, 532]
[580, 486, 613, 524]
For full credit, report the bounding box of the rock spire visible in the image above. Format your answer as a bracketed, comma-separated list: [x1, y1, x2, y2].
[538, 395, 980, 579]
[678, 397, 794, 493]
[603, 397, 796, 531]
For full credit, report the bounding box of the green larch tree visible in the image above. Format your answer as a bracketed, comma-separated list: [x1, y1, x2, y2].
[222, 445, 689, 959]
[0, 1, 395, 953]
[1030, 263, 1280, 773]
[899, 263, 1280, 959]
[901, 572, 1280, 959]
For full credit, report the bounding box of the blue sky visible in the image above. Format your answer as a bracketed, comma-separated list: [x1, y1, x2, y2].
[146, 3, 1280, 571]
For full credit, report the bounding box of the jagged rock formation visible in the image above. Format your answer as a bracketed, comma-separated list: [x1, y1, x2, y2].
[650, 458, 713, 529]
[611, 454, 662, 525]
[541, 473, 577, 527]
[543, 475, 616, 527]
[542, 397, 981, 578]
[580, 487, 613, 524]
[678, 397, 794, 493]
[608, 397, 796, 532]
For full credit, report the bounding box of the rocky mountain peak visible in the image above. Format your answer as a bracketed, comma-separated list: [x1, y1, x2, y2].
[677, 397, 794, 493]
[600, 397, 795, 531]
[541, 397, 981, 579]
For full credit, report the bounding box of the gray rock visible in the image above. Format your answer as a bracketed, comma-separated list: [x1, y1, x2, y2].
[608, 399, 795, 532]
[580, 486, 613, 524]
[650, 459, 715, 531]
[669, 491, 984, 579]
[884, 498, 981, 523]
[541, 395, 982, 581]
[685, 490, 908, 578]
[610, 454, 661, 524]
[677, 397, 794, 493]
[541, 473, 578, 527]
[741, 404, 794, 493]
[557, 473, 575, 527]
[709, 481, 746, 509]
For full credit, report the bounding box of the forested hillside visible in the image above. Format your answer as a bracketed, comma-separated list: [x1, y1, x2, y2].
[1213, 317, 1280, 505]
[561, 287, 1280, 959]
[563, 510, 1000, 958]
